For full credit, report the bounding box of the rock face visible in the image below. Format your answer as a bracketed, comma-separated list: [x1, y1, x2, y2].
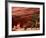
[12, 7, 40, 30]
[12, 7, 40, 16]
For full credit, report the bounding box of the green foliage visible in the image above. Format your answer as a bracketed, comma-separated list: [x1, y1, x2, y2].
[31, 13, 39, 28]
